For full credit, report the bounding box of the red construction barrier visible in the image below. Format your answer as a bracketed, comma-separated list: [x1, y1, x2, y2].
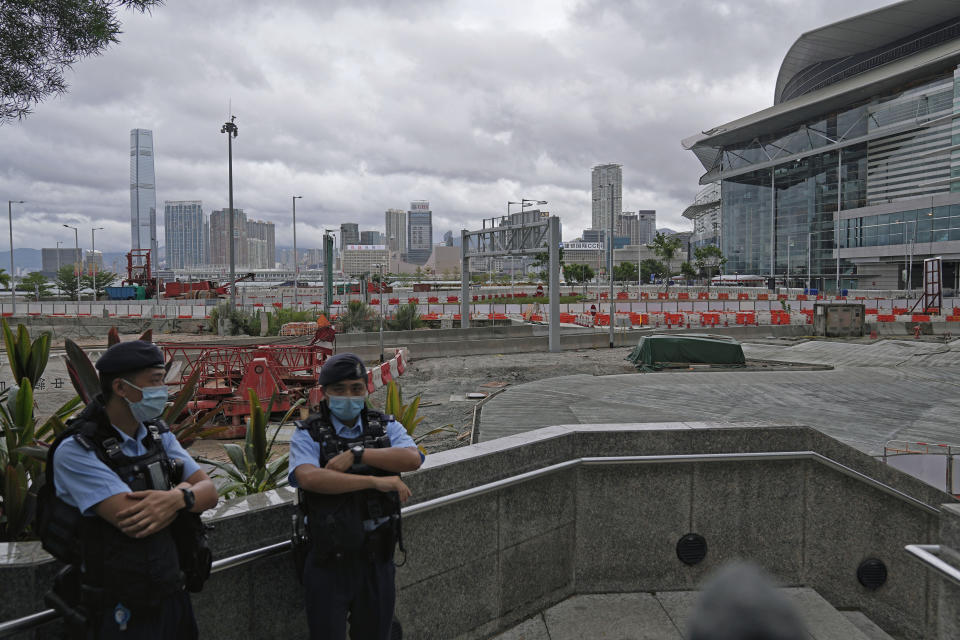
[665, 313, 683, 325]
[700, 312, 720, 326]
[737, 293, 749, 300]
[616, 292, 629, 300]
[698, 292, 709, 300]
[911, 314, 931, 322]
[595, 314, 610, 326]
[380, 363, 392, 385]
[757, 294, 769, 301]
[865, 308, 878, 315]
[718, 293, 729, 300]
[422, 313, 439, 320]
[370, 298, 380, 305]
[947, 316, 960, 322]
[736, 312, 755, 325]
[447, 296, 459, 303]
[629, 313, 647, 326]
[530, 314, 543, 322]
[677, 292, 689, 300]
[657, 292, 669, 300]
[389, 298, 400, 304]
[640, 292, 650, 300]
[559, 313, 576, 323]
[892, 307, 908, 315]
[427, 296, 439, 303]
[600, 292, 608, 299]
[408, 297, 420, 304]
[877, 314, 896, 322]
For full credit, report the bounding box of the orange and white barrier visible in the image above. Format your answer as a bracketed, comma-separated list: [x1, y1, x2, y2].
[366, 347, 410, 393]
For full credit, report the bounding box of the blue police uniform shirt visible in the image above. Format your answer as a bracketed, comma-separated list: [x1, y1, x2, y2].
[54, 422, 201, 515]
[288, 413, 417, 488]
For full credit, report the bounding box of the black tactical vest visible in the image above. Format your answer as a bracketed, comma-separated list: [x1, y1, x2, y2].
[39, 399, 185, 610]
[295, 407, 402, 561]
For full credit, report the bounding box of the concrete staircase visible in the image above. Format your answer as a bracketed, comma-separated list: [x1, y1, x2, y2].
[492, 588, 895, 640]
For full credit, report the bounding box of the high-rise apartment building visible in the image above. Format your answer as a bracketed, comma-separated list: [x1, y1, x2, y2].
[636, 210, 656, 245]
[130, 129, 159, 271]
[406, 200, 432, 265]
[339, 223, 360, 250]
[209, 208, 248, 267]
[385, 208, 407, 255]
[591, 163, 622, 232]
[246, 219, 276, 269]
[164, 201, 206, 269]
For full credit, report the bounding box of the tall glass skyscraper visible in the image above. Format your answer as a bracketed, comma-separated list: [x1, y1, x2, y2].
[406, 200, 432, 265]
[130, 129, 158, 270]
[591, 164, 622, 232]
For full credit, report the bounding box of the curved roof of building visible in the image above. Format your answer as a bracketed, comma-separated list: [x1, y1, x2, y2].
[775, 0, 960, 104]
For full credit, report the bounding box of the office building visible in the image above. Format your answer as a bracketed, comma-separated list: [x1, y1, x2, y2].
[164, 201, 206, 269]
[636, 210, 656, 245]
[84, 250, 103, 272]
[341, 244, 390, 277]
[360, 230, 385, 245]
[340, 223, 360, 250]
[591, 164, 622, 232]
[683, 183, 721, 250]
[41, 248, 82, 275]
[406, 200, 432, 265]
[209, 208, 248, 267]
[683, 1, 960, 290]
[385, 208, 407, 255]
[130, 128, 158, 271]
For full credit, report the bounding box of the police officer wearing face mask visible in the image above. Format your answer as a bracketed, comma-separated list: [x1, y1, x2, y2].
[44, 340, 218, 639]
[289, 353, 423, 640]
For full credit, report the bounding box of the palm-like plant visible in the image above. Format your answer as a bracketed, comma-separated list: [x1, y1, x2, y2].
[337, 300, 376, 333]
[385, 302, 423, 331]
[383, 380, 456, 453]
[197, 392, 303, 500]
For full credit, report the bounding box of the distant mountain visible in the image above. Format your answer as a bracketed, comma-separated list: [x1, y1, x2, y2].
[656, 227, 678, 236]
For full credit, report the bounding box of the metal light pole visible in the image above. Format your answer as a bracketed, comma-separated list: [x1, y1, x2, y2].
[786, 236, 791, 292]
[292, 195, 302, 309]
[221, 116, 239, 309]
[375, 262, 385, 362]
[56, 240, 63, 273]
[7, 200, 24, 315]
[608, 185, 615, 349]
[806, 233, 811, 292]
[90, 227, 103, 300]
[63, 224, 80, 302]
[323, 229, 335, 317]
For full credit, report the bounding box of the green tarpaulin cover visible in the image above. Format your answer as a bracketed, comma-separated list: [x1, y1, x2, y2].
[627, 334, 745, 370]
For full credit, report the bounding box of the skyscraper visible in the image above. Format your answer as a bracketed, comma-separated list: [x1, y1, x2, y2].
[164, 201, 205, 269]
[406, 200, 432, 265]
[591, 163, 622, 232]
[209, 208, 248, 267]
[636, 210, 656, 245]
[246, 219, 276, 268]
[385, 208, 407, 256]
[130, 129, 158, 270]
[339, 223, 360, 250]
[360, 230, 384, 245]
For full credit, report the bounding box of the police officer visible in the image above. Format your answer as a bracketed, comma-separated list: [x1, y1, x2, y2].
[290, 353, 422, 640]
[49, 340, 218, 639]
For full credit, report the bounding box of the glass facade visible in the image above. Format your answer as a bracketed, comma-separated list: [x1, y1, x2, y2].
[130, 129, 158, 271]
[712, 70, 960, 290]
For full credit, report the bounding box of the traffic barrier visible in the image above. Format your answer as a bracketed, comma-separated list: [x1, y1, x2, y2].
[595, 314, 610, 326]
[912, 314, 932, 323]
[877, 314, 896, 322]
[447, 296, 459, 303]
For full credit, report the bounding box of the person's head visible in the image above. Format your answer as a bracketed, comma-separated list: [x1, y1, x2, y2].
[688, 562, 806, 640]
[96, 340, 168, 422]
[318, 353, 367, 423]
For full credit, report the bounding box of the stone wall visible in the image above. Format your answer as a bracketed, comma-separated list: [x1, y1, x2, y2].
[1, 424, 956, 639]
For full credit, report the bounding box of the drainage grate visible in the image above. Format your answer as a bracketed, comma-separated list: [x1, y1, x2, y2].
[676, 533, 708, 565]
[857, 558, 888, 589]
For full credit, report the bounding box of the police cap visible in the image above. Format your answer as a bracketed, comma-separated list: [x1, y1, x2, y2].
[95, 340, 165, 374]
[318, 353, 367, 386]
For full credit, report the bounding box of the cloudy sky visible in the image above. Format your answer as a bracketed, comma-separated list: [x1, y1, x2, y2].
[1, 0, 888, 255]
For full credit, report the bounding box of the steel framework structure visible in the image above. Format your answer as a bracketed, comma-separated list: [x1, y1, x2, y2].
[459, 215, 561, 352]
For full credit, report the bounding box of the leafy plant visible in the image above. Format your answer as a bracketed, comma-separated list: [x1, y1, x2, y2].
[197, 389, 304, 498]
[385, 302, 423, 331]
[2, 319, 51, 389]
[383, 380, 456, 453]
[197, 392, 302, 500]
[337, 300, 376, 333]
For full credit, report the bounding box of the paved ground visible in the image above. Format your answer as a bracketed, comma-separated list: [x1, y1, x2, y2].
[491, 588, 892, 640]
[479, 337, 960, 456]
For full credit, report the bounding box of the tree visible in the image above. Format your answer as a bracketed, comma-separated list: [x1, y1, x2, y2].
[386, 302, 423, 331]
[694, 245, 727, 284]
[680, 261, 698, 282]
[532, 245, 564, 281]
[16, 272, 53, 299]
[640, 259, 667, 284]
[613, 262, 638, 283]
[55, 264, 80, 299]
[0, 267, 10, 291]
[647, 233, 683, 288]
[337, 300, 376, 333]
[413, 266, 423, 282]
[563, 263, 594, 287]
[81, 270, 117, 300]
[1, 1, 162, 123]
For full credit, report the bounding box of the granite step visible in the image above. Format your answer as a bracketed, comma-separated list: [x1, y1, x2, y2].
[491, 588, 891, 640]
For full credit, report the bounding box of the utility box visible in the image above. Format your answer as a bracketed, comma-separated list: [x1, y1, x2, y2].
[814, 303, 864, 337]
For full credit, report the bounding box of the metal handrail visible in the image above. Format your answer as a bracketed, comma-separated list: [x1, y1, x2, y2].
[0, 450, 941, 637]
[904, 544, 960, 587]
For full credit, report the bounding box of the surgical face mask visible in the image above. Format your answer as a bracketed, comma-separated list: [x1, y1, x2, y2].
[327, 395, 366, 423]
[122, 380, 169, 422]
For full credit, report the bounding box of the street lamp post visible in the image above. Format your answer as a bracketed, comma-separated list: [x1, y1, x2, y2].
[63, 224, 80, 303]
[7, 200, 24, 315]
[323, 229, 336, 317]
[292, 195, 302, 309]
[91, 227, 104, 300]
[374, 262, 385, 362]
[608, 186, 615, 348]
[56, 240, 63, 273]
[221, 116, 239, 309]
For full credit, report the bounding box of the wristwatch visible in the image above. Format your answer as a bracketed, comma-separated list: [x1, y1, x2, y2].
[179, 487, 196, 512]
[351, 445, 365, 465]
